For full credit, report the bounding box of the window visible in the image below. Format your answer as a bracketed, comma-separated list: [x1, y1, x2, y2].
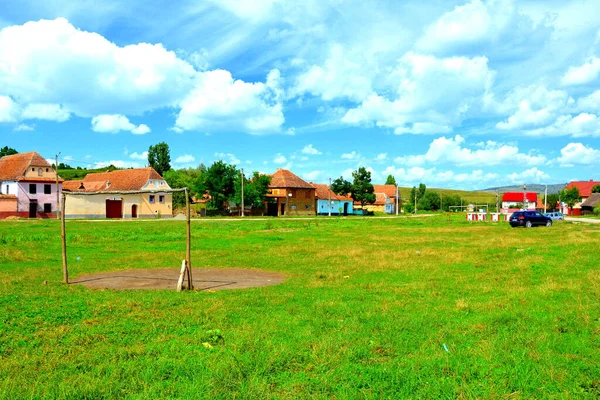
[46, 168, 49, 173]
[44, 184, 51, 194]
[43, 203, 52, 213]
[159, 195, 165, 203]
[5, 185, 8, 194]
[149, 195, 155, 203]
[38, 168, 42, 176]
[29, 184, 37, 194]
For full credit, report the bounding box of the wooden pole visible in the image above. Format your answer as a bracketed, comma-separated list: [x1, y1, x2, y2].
[185, 188, 193, 290]
[55, 153, 60, 220]
[61, 192, 68, 283]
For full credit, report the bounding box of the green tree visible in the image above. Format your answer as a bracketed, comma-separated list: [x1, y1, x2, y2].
[331, 176, 352, 196]
[594, 204, 600, 215]
[418, 191, 441, 211]
[545, 193, 560, 211]
[385, 174, 397, 186]
[163, 167, 204, 209]
[592, 184, 600, 194]
[0, 146, 17, 158]
[197, 160, 238, 210]
[232, 172, 271, 213]
[351, 167, 376, 208]
[147, 142, 171, 176]
[418, 183, 427, 199]
[441, 194, 463, 212]
[410, 186, 418, 207]
[560, 187, 581, 210]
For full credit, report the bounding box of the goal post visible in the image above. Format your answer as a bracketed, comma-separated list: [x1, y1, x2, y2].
[60, 187, 193, 290]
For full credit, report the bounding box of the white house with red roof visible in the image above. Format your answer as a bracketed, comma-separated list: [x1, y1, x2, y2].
[62, 167, 172, 218]
[563, 180, 600, 215]
[0, 151, 63, 218]
[501, 192, 537, 213]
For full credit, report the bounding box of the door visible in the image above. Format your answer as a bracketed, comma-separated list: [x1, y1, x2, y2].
[280, 203, 285, 216]
[343, 202, 348, 216]
[29, 202, 37, 218]
[106, 199, 123, 218]
[131, 204, 138, 218]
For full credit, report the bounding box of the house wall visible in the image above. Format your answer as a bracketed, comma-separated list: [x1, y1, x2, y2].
[23, 166, 57, 181]
[275, 188, 315, 216]
[17, 182, 61, 215]
[316, 199, 353, 215]
[501, 201, 536, 210]
[0, 197, 18, 217]
[0, 181, 18, 195]
[65, 193, 173, 218]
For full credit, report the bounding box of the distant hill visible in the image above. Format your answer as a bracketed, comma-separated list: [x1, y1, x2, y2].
[397, 187, 498, 204]
[476, 183, 566, 194]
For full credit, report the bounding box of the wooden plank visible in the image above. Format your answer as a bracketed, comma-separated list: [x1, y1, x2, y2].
[185, 188, 193, 290]
[176, 260, 187, 292]
[61, 192, 68, 283]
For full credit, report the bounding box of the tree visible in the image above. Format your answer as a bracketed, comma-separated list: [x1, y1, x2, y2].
[418, 191, 441, 211]
[592, 184, 600, 194]
[163, 167, 205, 209]
[331, 176, 352, 196]
[385, 174, 397, 186]
[0, 146, 17, 158]
[147, 142, 171, 176]
[418, 183, 427, 200]
[196, 160, 238, 210]
[545, 193, 560, 211]
[410, 186, 418, 207]
[232, 172, 271, 213]
[560, 187, 581, 210]
[441, 194, 463, 212]
[351, 167, 376, 208]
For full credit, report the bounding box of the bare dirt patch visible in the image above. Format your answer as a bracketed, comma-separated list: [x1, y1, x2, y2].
[71, 268, 285, 291]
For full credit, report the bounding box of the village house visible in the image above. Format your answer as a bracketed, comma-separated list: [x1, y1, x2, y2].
[63, 167, 172, 218]
[311, 183, 354, 215]
[359, 184, 397, 214]
[581, 193, 600, 215]
[0, 151, 63, 218]
[501, 192, 537, 213]
[267, 169, 316, 216]
[563, 180, 600, 216]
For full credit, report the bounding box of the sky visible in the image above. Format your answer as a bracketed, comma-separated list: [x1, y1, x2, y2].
[1, 0, 600, 189]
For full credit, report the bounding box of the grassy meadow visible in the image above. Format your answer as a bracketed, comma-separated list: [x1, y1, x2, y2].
[1, 215, 600, 398]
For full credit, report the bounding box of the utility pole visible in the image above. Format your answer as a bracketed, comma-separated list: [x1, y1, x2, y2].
[395, 184, 399, 215]
[241, 168, 245, 217]
[328, 177, 331, 217]
[55, 152, 60, 220]
[544, 184, 548, 213]
[496, 189, 499, 213]
[414, 189, 417, 214]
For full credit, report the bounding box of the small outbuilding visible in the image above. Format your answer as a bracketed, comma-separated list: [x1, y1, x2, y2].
[312, 183, 354, 215]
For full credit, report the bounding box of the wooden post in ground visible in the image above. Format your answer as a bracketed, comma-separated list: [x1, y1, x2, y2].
[185, 188, 193, 290]
[61, 192, 68, 283]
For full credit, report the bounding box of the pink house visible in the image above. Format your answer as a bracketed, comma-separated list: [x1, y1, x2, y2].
[0, 152, 64, 218]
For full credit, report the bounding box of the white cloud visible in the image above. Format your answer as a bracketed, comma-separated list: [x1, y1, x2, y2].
[561, 57, 600, 86]
[0, 95, 19, 122]
[556, 143, 600, 166]
[301, 144, 322, 155]
[0, 18, 196, 117]
[394, 135, 546, 167]
[506, 167, 549, 184]
[294, 44, 374, 102]
[94, 160, 143, 169]
[576, 90, 600, 112]
[416, 0, 550, 58]
[273, 153, 287, 164]
[214, 152, 241, 165]
[91, 114, 151, 134]
[174, 154, 196, 164]
[341, 151, 360, 160]
[21, 103, 70, 122]
[303, 170, 321, 180]
[14, 123, 34, 131]
[381, 165, 499, 187]
[375, 153, 387, 161]
[527, 113, 600, 137]
[129, 151, 148, 161]
[175, 69, 284, 134]
[342, 53, 494, 134]
[494, 85, 573, 130]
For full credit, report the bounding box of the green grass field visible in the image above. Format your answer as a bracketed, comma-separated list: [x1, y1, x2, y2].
[397, 187, 498, 206]
[1, 216, 599, 398]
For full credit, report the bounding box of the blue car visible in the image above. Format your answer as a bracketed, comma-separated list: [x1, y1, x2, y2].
[544, 212, 564, 221]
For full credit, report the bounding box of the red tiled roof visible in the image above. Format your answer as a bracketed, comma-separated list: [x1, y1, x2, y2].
[566, 180, 600, 198]
[311, 183, 352, 201]
[76, 168, 165, 191]
[0, 151, 63, 181]
[502, 192, 538, 202]
[373, 184, 397, 198]
[269, 169, 314, 189]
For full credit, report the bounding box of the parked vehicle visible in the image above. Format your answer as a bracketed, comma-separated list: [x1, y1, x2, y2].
[544, 212, 564, 221]
[510, 211, 552, 228]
